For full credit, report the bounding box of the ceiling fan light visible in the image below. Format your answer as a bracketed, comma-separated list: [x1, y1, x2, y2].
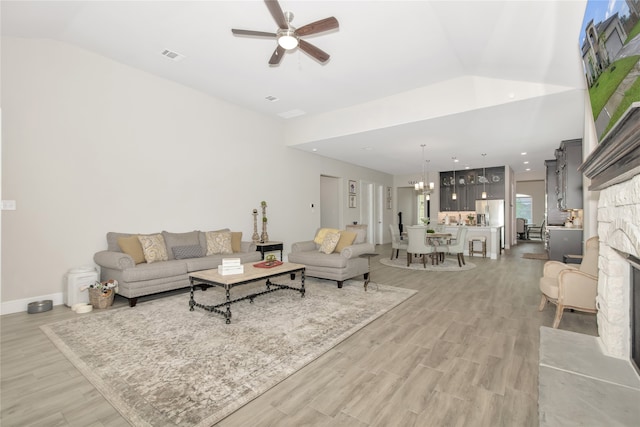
[278, 32, 298, 50]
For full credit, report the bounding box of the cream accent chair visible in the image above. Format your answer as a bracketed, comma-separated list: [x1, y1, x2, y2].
[406, 226, 437, 268]
[539, 236, 599, 328]
[389, 224, 408, 260]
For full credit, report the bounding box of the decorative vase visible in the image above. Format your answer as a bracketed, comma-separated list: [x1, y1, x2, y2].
[251, 209, 260, 243]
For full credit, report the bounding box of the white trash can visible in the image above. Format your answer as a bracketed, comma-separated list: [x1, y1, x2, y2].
[64, 266, 98, 307]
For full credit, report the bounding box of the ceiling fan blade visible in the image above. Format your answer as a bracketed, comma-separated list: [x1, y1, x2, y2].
[298, 39, 330, 63]
[265, 0, 288, 30]
[269, 45, 286, 65]
[296, 17, 339, 37]
[232, 29, 276, 38]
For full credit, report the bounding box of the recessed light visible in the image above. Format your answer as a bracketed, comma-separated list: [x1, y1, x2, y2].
[524, 161, 529, 164]
[362, 147, 373, 151]
[521, 152, 527, 155]
[161, 49, 186, 61]
[526, 168, 531, 171]
[312, 148, 318, 152]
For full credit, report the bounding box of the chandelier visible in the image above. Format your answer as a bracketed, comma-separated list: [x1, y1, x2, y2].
[415, 144, 434, 200]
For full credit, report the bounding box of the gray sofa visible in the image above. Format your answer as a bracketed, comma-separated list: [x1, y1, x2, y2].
[93, 230, 261, 306]
[287, 226, 375, 288]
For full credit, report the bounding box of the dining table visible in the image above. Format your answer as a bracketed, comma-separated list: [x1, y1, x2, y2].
[425, 232, 452, 263]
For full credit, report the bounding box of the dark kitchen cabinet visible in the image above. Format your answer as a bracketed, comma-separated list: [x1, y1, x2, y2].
[555, 139, 583, 210]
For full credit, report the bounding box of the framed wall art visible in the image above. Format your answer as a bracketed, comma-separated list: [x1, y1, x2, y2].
[349, 194, 357, 208]
[348, 180, 357, 195]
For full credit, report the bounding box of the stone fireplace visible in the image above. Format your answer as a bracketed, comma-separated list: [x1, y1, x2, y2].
[581, 102, 640, 367]
[594, 175, 640, 363]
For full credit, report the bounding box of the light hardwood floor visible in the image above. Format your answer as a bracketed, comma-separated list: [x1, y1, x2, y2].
[1, 241, 597, 426]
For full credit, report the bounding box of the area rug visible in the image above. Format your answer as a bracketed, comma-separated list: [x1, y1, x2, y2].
[523, 252, 549, 260]
[40, 278, 416, 427]
[379, 256, 476, 271]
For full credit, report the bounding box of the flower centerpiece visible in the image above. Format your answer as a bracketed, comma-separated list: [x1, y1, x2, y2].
[84, 279, 118, 309]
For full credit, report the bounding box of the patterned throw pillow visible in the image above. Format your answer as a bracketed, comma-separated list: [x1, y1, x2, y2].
[172, 245, 204, 260]
[314, 228, 340, 245]
[319, 232, 341, 254]
[205, 230, 233, 255]
[137, 234, 169, 264]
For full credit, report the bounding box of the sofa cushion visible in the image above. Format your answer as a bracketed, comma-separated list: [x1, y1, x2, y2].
[231, 232, 242, 253]
[107, 232, 135, 252]
[314, 228, 340, 245]
[334, 231, 357, 253]
[117, 235, 146, 264]
[172, 245, 204, 260]
[287, 251, 349, 269]
[137, 234, 169, 264]
[120, 259, 188, 282]
[162, 231, 201, 260]
[205, 230, 233, 255]
[346, 225, 367, 244]
[319, 232, 341, 254]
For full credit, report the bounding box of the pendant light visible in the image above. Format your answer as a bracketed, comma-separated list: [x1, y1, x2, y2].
[452, 157, 458, 200]
[481, 153, 487, 199]
[414, 144, 434, 199]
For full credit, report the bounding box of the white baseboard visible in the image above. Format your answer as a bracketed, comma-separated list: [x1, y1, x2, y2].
[1, 292, 64, 315]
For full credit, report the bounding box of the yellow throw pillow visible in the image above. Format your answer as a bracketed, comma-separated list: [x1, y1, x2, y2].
[137, 234, 169, 264]
[314, 228, 340, 245]
[117, 235, 146, 264]
[334, 231, 357, 253]
[206, 230, 233, 255]
[231, 231, 242, 253]
[319, 232, 341, 254]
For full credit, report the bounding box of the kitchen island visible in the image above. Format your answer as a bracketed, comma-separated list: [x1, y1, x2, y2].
[441, 225, 504, 260]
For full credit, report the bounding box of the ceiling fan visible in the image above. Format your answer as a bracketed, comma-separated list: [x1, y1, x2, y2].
[231, 0, 339, 65]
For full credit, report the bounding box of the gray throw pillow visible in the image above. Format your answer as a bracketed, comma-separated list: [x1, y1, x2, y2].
[172, 245, 204, 260]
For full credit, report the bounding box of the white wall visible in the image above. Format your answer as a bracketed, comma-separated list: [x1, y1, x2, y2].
[0, 37, 391, 310]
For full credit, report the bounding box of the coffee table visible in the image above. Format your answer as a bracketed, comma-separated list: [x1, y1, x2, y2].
[189, 262, 305, 324]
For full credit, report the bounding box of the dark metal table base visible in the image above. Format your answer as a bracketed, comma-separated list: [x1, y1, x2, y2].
[189, 269, 305, 324]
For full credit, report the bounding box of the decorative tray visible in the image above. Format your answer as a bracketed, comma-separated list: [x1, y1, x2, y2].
[253, 260, 283, 268]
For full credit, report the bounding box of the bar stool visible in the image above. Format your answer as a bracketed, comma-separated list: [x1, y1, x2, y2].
[469, 236, 486, 258]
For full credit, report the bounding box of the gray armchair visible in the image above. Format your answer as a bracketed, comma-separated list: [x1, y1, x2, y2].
[288, 227, 375, 288]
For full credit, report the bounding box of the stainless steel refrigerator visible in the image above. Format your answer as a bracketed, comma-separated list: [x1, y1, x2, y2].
[475, 199, 505, 227]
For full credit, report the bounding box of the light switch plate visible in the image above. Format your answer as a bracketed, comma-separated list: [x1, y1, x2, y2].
[1, 200, 16, 210]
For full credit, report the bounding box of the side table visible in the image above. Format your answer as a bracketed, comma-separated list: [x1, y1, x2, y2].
[255, 241, 284, 261]
[359, 253, 379, 291]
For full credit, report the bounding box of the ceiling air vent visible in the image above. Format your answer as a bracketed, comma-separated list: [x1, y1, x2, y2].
[161, 49, 185, 61]
[265, 95, 279, 102]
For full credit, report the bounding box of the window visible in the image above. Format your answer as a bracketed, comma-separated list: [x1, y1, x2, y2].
[516, 195, 533, 224]
[417, 195, 431, 224]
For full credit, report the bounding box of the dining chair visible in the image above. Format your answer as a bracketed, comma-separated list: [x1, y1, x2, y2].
[444, 227, 468, 267]
[516, 218, 527, 240]
[528, 220, 545, 240]
[389, 224, 408, 260]
[406, 226, 437, 268]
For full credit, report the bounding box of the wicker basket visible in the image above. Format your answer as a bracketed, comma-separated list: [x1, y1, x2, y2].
[89, 288, 115, 309]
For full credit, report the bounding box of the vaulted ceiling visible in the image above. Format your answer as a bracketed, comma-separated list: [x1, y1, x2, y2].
[1, 0, 588, 176]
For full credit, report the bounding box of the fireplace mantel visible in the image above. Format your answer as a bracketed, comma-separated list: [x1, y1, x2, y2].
[580, 102, 640, 191]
